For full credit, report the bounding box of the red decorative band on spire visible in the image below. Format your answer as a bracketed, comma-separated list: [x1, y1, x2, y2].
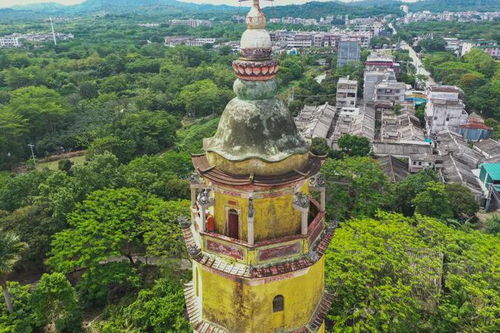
[232, 59, 280, 81]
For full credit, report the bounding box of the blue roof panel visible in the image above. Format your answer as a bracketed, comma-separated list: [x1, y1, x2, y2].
[482, 163, 500, 180]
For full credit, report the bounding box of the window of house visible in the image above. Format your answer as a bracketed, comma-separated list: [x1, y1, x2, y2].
[273, 295, 284, 312]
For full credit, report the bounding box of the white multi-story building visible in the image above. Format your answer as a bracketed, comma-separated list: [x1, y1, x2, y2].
[336, 77, 358, 112]
[164, 36, 216, 47]
[374, 77, 406, 105]
[444, 37, 462, 54]
[364, 68, 396, 103]
[169, 19, 212, 28]
[0, 36, 20, 48]
[425, 85, 468, 135]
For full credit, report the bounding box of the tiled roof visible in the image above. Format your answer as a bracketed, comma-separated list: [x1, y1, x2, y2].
[307, 292, 334, 332]
[192, 154, 323, 188]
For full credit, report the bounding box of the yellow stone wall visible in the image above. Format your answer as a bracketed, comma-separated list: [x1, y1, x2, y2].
[211, 182, 309, 242]
[195, 256, 325, 332]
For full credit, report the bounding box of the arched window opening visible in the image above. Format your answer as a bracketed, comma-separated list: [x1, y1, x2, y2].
[273, 295, 284, 312]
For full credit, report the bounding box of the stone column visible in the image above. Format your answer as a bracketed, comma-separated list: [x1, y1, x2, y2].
[247, 194, 255, 245]
[293, 192, 310, 235]
[301, 209, 309, 235]
[197, 188, 215, 233]
[320, 187, 326, 211]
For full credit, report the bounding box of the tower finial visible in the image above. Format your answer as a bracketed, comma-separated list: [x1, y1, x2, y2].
[246, 0, 266, 29]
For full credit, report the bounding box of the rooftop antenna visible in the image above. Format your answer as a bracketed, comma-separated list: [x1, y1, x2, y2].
[49, 17, 57, 46]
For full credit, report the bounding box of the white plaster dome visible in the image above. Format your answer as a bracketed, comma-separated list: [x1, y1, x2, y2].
[240, 29, 272, 50]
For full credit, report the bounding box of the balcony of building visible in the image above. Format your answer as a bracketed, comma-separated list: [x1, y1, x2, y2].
[189, 196, 326, 266]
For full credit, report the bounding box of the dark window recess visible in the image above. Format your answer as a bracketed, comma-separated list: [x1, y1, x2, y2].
[273, 295, 284, 312]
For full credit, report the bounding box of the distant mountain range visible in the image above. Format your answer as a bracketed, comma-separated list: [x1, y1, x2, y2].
[2, 0, 499, 20]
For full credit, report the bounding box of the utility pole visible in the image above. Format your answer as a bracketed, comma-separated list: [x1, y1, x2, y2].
[50, 17, 57, 46]
[27, 144, 36, 167]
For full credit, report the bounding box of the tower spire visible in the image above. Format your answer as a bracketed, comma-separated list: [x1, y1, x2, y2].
[203, 0, 308, 170]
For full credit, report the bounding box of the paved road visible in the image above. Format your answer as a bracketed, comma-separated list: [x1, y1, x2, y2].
[391, 22, 436, 88]
[400, 40, 436, 88]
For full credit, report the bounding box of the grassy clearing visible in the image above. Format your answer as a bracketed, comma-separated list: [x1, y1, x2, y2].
[36, 155, 87, 171]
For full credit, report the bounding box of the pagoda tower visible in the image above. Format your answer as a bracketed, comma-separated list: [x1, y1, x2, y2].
[182, 1, 334, 332]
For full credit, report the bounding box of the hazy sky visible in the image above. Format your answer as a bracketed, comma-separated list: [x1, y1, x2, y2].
[0, 0, 419, 9]
[0, 0, 85, 8]
[0, 0, 350, 9]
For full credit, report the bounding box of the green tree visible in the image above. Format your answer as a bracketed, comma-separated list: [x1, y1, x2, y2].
[108, 111, 180, 155]
[0, 281, 35, 332]
[337, 134, 371, 157]
[176, 79, 232, 117]
[87, 135, 136, 163]
[0, 205, 57, 270]
[37, 153, 123, 222]
[78, 81, 99, 99]
[3, 86, 69, 139]
[325, 211, 499, 332]
[0, 231, 26, 313]
[0, 110, 27, 168]
[310, 137, 331, 156]
[444, 183, 479, 220]
[32, 273, 82, 332]
[48, 188, 188, 273]
[96, 277, 190, 332]
[321, 157, 393, 220]
[141, 199, 190, 258]
[417, 37, 446, 52]
[482, 214, 500, 234]
[414, 181, 452, 219]
[395, 169, 440, 216]
[463, 48, 497, 78]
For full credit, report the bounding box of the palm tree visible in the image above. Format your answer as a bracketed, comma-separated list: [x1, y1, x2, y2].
[0, 230, 26, 313]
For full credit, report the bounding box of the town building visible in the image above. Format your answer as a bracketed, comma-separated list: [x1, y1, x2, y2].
[335, 77, 358, 112]
[0, 36, 20, 48]
[478, 163, 500, 211]
[434, 130, 484, 200]
[376, 155, 411, 182]
[363, 68, 396, 103]
[474, 139, 500, 162]
[365, 53, 400, 72]
[169, 19, 212, 28]
[380, 112, 425, 143]
[444, 37, 462, 54]
[295, 103, 336, 140]
[408, 154, 444, 173]
[425, 85, 468, 136]
[337, 39, 361, 67]
[458, 113, 493, 142]
[164, 36, 216, 47]
[461, 40, 499, 58]
[374, 77, 406, 106]
[182, 3, 333, 332]
[331, 106, 376, 144]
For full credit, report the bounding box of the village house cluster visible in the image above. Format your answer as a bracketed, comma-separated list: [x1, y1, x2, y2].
[295, 47, 500, 211]
[398, 10, 500, 24]
[0, 32, 74, 48]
